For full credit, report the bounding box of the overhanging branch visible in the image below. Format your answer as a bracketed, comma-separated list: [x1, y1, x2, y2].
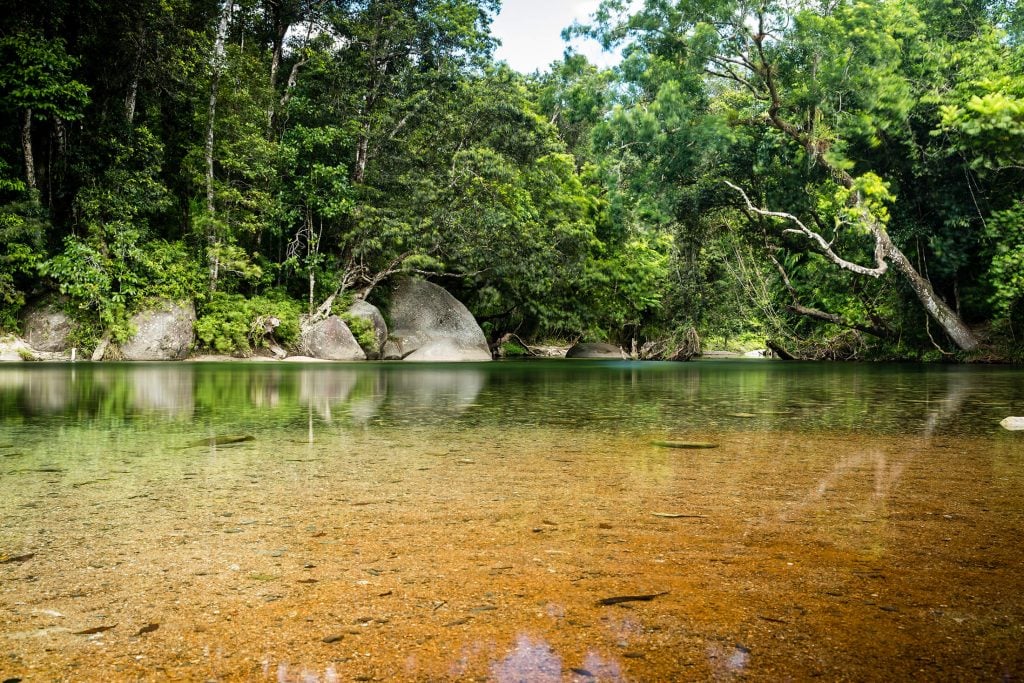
[725, 180, 889, 278]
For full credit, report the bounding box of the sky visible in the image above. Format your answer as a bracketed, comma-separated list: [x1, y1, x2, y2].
[489, 0, 620, 73]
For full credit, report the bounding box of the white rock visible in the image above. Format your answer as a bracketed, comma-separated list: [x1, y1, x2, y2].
[1000, 416, 1024, 431]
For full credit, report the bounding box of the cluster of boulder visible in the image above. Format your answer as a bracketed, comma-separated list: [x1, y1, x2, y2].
[5, 278, 497, 363]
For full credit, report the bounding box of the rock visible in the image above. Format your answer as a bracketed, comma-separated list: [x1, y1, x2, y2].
[1000, 417, 1024, 431]
[565, 342, 627, 359]
[380, 278, 491, 362]
[346, 300, 388, 358]
[119, 300, 196, 361]
[0, 336, 34, 361]
[22, 303, 75, 352]
[300, 315, 366, 361]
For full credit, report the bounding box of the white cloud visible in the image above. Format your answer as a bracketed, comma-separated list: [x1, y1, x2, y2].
[490, 0, 621, 73]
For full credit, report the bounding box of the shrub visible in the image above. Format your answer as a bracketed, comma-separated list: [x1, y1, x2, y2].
[196, 292, 303, 355]
[340, 313, 377, 353]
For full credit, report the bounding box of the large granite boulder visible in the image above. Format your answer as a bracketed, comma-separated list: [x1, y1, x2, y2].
[22, 303, 75, 352]
[300, 315, 367, 361]
[119, 300, 196, 361]
[380, 278, 491, 362]
[346, 299, 388, 359]
[566, 342, 627, 359]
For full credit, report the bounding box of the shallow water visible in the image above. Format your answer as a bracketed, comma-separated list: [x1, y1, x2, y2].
[1, 359, 1022, 681]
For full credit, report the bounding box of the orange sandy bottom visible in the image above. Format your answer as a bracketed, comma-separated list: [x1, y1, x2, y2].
[2, 428, 1022, 681]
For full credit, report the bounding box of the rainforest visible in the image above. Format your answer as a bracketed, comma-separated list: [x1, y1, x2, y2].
[1, 0, 1023, 361]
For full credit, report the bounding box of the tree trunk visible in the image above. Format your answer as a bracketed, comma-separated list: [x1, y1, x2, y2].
[756, 122, 981, 351]
[743, 23, 982, 353]
[204, 1, 233, 291]
[126, 18, 144, 125]
[125, 77, 139, 124]
[21, 108, 36, 195]
[880, 233, 979, 351]
[353, 123, 370, 184]
[266, 12, 288, 135]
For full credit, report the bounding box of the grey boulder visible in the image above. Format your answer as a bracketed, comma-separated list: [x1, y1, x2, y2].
[301, 315, 367, 361]
[566, 342, 627, 359]
[22, 304, 75, 352]
[346, 299, 388, 358]
[120, 300, 196, 361]
[381, 278, 491, 362]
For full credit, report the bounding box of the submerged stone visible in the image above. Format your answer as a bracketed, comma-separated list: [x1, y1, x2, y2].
[1000, 416, 1024, 431]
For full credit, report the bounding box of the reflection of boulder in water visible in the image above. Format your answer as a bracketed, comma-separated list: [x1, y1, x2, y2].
[298, 368, 359, 421]
[12, 369, 71, 413]
[385, 368, 485, 414]
[131, 366, 194, 417]
[347, 373, 387, 425]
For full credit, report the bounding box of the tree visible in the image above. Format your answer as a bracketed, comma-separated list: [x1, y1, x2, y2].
[0, 30, 89, 200]
[582, 0, 986, 351]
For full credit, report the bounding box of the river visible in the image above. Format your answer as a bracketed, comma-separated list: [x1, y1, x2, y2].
[1, 359, 1022, 680]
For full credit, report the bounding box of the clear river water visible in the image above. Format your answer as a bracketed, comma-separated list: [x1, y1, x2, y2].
[1, 359, 1022, 681]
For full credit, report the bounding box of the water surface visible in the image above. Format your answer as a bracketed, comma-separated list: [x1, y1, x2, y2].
[1, 360, 1022, 681]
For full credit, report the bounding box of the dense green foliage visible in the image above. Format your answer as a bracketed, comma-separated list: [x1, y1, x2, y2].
[0, 0, 1021, 358]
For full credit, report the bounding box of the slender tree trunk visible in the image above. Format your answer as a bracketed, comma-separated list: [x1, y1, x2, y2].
[880, 233, 980, 351]
[126, 19, 144, 125]
[126, 76, 139, 124]
[740, 20, 982, 352]
[266, 16, 288, 135]
[205, 1, 233, 291]
[21, 108, 36, 196]
[353, 122, 370, 184]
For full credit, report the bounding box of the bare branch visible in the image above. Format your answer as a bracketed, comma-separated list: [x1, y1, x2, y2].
[725, 180, 889, 278]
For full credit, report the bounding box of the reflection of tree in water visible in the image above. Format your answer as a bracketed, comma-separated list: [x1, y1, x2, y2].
[743, 370, 979, 549]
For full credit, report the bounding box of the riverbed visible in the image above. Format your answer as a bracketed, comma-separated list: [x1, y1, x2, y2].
[1, 360, 1022, 680]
